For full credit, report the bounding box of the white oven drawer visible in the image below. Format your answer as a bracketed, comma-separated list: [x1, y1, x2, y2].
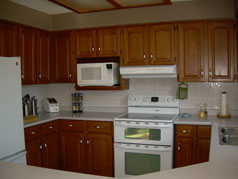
[114, 143, 172, 178]
[114, 120, 174, 146]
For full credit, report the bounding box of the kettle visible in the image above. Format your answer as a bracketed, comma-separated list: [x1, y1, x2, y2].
[23, 95, 38, 117]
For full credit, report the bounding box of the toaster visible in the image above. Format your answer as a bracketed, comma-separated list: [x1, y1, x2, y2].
[43, 98, 60, 113]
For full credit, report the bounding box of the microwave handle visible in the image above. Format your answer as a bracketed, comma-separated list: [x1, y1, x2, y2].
[114, 121, 172, 128]
[115, 143, 172, 152]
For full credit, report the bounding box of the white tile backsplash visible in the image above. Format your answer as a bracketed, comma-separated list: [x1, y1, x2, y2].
[22, 79, 238, 113]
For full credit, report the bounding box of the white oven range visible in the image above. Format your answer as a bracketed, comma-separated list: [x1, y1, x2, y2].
[114, 95, 179, 178]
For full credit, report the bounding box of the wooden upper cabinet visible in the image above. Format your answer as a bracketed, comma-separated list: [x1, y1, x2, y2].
[75, 30, 96, 58]
[75, 28, 120, 58]
[55, 31, 74, 83]
[19, 27, 36, 85]
[0, 22, 18, 57]
[37, 30, 51, 84]
[123, 26, 148, 66]
[208, 21, 235, 82]
[178, 22, 206, 82]
[149, 24, 175, 65]
[97, 28, 120, 57]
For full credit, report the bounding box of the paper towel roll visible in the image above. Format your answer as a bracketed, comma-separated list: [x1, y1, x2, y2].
[220, 91, 228, 115]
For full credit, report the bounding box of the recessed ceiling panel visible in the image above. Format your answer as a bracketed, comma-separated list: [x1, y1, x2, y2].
[116, 0, 165, 7]
[55, 0, 115, 12]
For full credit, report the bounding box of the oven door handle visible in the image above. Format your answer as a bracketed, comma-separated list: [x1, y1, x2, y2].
[115, 143, 172, 152]
[114, 121, 172, 128]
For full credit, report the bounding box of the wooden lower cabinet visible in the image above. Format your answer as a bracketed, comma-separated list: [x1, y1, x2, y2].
[174, 125, 211, 168]
[24, 121, 60, 170]
[86, 133, 113, 177]
[61, 131, 85, 172]
[60, 120, 114, 177]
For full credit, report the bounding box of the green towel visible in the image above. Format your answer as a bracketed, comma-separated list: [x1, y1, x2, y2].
[177, 83, 188, 99]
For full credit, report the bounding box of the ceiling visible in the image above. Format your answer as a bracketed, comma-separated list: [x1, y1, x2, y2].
[8, 0, 195, 15]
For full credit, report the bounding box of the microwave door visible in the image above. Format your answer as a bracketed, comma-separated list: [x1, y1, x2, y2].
[77, 64, 106, 86]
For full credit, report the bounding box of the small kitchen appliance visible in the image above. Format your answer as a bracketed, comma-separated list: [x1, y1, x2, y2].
[43, 98, 60, 113]
[77, 62, 120, 86]
[114, 95, 179, 178]
[22, 95, 38, 117]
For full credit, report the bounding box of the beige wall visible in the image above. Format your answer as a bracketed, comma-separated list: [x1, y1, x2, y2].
[52, 0, 235, 31]
[0, 0, 52, 30]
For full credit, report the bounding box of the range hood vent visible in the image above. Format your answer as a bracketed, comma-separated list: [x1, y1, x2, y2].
[120, 65, 177, 79]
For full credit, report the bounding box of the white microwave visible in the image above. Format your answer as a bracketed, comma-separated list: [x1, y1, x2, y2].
[77, 62, 120, 86]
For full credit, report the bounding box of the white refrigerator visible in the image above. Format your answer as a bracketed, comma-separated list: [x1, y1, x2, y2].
[0, 57, 26, 164]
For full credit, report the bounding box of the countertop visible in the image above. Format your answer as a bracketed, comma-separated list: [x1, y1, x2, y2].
[24, 111, 122, 128]
[1, 113, 238, 178]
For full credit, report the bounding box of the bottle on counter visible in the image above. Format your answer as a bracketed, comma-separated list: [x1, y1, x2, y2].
[72, 93, 83, 113]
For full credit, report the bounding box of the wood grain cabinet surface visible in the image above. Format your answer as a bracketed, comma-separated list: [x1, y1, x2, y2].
[74, 28, 120, 58]
[174, 125, 211, 168]
[60, 120, 114, 177]
[178, 20, 235, 82]
[24, 121, 60, 170]
[0, 22, 18, 57]
[19, 26, 37, 85]
[122, 24, 176, 66]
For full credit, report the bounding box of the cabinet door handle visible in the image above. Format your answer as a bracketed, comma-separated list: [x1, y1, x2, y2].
[181, 129, 190, 133]
[95, 125, 101, 129]
[31, 131, 36, 135]
[98, 47, 101, 52]
[209, 69, 212, 77]
[40, 145, 43, 150]
[69, 73, 72, 78]
[48, 126, 53, 129]
[200, 69, 204, 78]
[178, 143, 181, 151]
[44, 143, 47, 148]
[86, 139, 90, 145]
[68, 124, 73, 127]
[39, 74, 42, 79]
[92, 47, 95, 52]
[150, 53, 153, 59]
[80, 139, 83, 144]
[21, 74, 24, 79]
[143, 53, 146, 60]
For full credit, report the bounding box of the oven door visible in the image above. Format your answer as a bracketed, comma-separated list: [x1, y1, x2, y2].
[114, 143, 172, 178]
[114, 120, 173, 146]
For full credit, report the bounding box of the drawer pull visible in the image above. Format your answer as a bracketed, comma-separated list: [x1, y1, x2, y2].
[48, 126, 53, 129]
[68, 124, 73, 127]
[181, 130, 190, 133]
[31, 131, 36, 135]
[95, 125, 101, 129]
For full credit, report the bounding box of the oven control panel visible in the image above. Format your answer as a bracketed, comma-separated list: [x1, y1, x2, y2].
[128, 95, 179, 107]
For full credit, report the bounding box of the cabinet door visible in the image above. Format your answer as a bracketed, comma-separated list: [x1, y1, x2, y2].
[61, 131, 85, 173]
[196, 139, 210, 163]
[123, 26, 148, 66]
[178, 22, 206, 82]
[150, 24, 175, 65]
[0, 22, 18, 57]
[98, 28, 120, 57]
[19, 27, 36, 85]
[208, 21, 235, 82]
[42, 133, 60, 169]
[25, 138, 43, 167]
[55, 32, 74, 82]
[175, 138, 193, 168]
[37, 31, 51, 84]
[86, 133, 113, 177]
[75, 30, 96, 58]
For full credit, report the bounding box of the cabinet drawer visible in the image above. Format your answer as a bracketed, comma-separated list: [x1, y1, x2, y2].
[86, 121, 112, 134]
[176, 125, 193, 138]
[60, 120, 84, 132]
[24, 125, 41, 141]
[197, 125, 211, 140]
[41, 120, 58, 136]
